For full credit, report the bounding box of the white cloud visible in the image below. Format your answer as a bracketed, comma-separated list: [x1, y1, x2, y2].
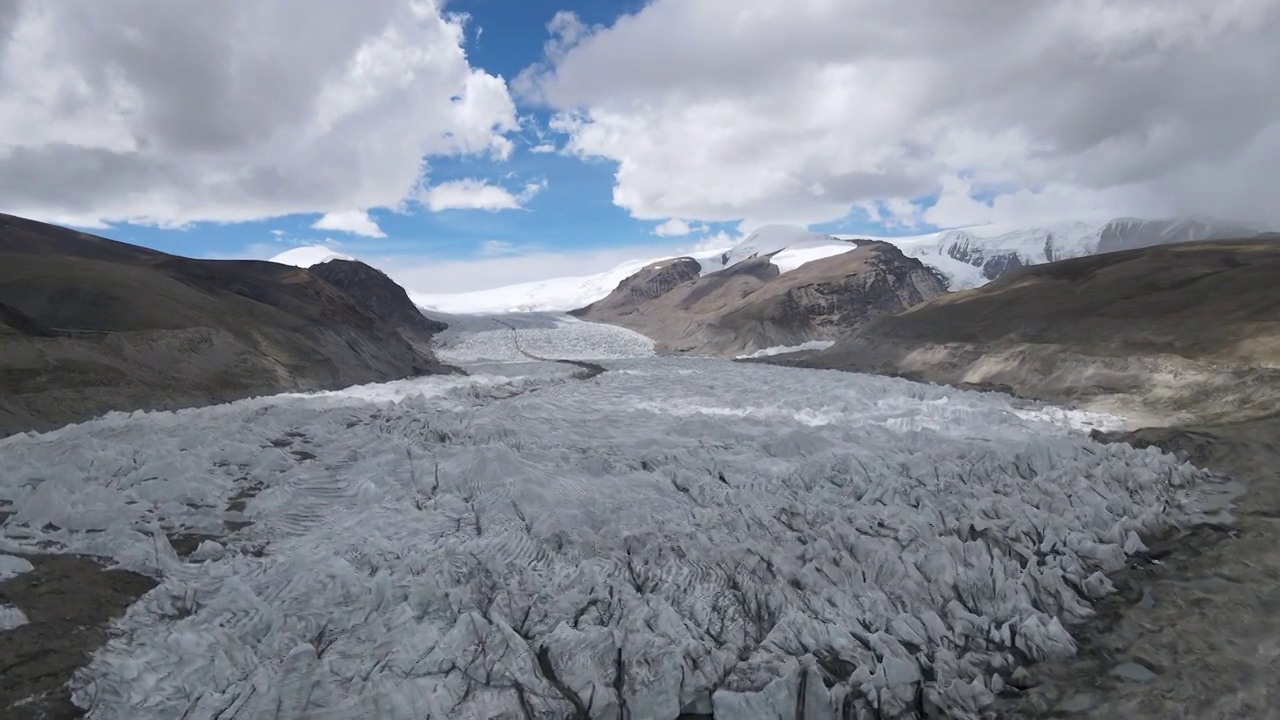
[530, 143, 557, 154]
[527, 1, 1280, 229]
[689, 231, 738, 253]
[653, 218, 694, 236]
[0, 0, 518, 227]
[311, 210, 386, 238]
[419, 178, 545, 212]
[919, 176, 1166, 229]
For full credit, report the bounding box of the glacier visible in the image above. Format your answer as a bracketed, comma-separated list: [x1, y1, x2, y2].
[412, 226, 855, 315]
[0, 318, 1231, 719]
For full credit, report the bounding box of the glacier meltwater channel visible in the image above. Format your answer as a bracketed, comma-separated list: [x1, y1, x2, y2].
[0, 315, 1230, 719]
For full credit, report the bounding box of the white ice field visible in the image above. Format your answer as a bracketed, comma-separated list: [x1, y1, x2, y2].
[0, 315, 1233, 719]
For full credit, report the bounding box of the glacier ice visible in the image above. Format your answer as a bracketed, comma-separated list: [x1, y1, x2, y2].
[0, 553, 34, 580]
[0, 352, 1226, 719]
[0, 603, 28, 631]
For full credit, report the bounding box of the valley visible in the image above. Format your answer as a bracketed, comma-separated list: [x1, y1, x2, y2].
[2, 217, 1277, 720]
[0, 316, 1228, 719]
[2, 4, 1274, 717]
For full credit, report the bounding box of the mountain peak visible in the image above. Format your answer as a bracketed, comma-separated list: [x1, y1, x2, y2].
[269, 245, 354, 268]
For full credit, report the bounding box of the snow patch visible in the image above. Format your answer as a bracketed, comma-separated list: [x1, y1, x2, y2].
[269, 245, 355, 268]
[718, 225, 857, 273]
[737, 340, 836, 359]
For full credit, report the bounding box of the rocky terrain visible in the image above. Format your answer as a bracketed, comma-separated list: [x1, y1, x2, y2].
[0, 214, 454, 438]
[775, 238, 1280, 423]
[571, 240, 948, 357]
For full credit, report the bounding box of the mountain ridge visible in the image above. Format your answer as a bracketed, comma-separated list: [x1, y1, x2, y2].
[771, 237, 1280, 423]
[571, 239, 948, 357]
[0, 214, 455, 437]
[415, 215, 1271, 315]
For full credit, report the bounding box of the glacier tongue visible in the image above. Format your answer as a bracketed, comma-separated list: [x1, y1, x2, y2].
[0, 355, 1225, 719]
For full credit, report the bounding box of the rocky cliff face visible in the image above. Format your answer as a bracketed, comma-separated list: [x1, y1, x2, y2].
[0, 213, 455, 436]
[308, 259, 447, 348]
[572, 241, 948, 357]
[622, 257, 704, 301]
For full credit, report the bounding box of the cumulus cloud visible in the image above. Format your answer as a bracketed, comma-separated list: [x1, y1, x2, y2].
[0, 0, 518, 227]
[419, 178, 546, 212]
[526, 1, 1280, 228]
[653, 218, 692, 236]
[311, 210, 386, 238]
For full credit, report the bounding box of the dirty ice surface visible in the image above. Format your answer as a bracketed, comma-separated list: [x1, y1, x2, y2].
[0, 316, 1228, 719]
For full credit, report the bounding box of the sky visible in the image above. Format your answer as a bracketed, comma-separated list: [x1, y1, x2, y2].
[1, 0, 1277, 293]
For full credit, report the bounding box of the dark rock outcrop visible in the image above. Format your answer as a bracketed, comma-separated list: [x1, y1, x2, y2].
[622, 257, 703, 302]
[0, 213, 455, 437]
[309, 259, 447, 347]
[573, 241, 948, 357]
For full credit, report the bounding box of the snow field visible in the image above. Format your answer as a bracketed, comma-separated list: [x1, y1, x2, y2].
[269, 245, 357, 268]
[0, 353, 1226, 719]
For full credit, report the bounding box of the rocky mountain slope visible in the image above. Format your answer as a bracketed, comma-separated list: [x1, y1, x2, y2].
[571, 240, 948, 356]
[0, 214, 453, 437]
[308, 259, 447, 350]
[775, 238, 1280, 423]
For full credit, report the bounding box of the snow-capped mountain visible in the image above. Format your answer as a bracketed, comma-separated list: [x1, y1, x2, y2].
[850, 221, 1104, 290]
[850, 216, 1263, 289]
[572, 238, 944, 357]
[269, 245, 355, 268]
[714, 224, 857, 272]
[412, 216, 1266, 314]
[414, 226, 856, 314]
[1095, 216, 1263, 254]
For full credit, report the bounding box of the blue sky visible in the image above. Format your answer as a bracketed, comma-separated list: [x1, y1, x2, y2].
[3, 1, 1272, 293]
